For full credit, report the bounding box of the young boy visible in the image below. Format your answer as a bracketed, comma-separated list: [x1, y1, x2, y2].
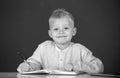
[17, 8, 104, 74]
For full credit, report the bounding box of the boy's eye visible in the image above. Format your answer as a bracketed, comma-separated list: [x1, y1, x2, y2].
[53, 28, 58, 31]
[64, 27, 69, 30]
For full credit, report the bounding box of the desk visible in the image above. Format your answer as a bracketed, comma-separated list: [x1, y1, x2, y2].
[0, 72, 118, 78]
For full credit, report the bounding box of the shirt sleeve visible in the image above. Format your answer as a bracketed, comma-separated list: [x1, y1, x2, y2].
[81, 47, 104, 73]
[27, 44, 43, 67]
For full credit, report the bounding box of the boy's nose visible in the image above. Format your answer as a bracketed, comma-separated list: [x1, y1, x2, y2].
[59, 29, 64, 34]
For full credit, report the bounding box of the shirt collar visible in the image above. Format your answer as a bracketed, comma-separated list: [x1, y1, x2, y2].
[54, 42, 74, 52]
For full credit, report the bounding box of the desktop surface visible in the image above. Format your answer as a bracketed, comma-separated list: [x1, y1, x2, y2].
[0, 72, 119, 78]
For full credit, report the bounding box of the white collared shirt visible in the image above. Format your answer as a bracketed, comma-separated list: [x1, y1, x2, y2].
[27, 40, 103, 73]
[55, 43, 73, 70]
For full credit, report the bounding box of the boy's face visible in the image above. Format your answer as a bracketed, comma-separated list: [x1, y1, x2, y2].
[48, 17, 76, 45]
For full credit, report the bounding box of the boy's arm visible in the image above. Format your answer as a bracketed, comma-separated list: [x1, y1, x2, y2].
[17, 61, 41, 73]
[26, 44, 43, 70]
[17, 44, 43, 73]
[80, 48, 104, 74]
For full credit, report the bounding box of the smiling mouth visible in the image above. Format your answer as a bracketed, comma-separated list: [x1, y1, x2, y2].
[57, 36, 67, 38]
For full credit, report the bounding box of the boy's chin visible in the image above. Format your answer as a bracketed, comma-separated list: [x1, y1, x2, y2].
[55, 41, 71, 45]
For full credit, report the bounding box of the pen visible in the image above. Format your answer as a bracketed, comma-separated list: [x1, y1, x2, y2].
[17, 52, 33, 70]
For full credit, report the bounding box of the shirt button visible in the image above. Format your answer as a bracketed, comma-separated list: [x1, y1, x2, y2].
[60, 59, 63, 61]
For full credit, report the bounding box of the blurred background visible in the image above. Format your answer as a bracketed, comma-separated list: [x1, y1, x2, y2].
[0, 0, 120, 74]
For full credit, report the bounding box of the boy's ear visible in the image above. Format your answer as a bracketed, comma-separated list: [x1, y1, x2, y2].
[48, 30, 52, 38]
[72, 27, 77, 36]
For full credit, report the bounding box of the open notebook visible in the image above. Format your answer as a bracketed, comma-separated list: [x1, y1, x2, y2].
[20, 69, 86, 75]
[20, 70, 120, 77]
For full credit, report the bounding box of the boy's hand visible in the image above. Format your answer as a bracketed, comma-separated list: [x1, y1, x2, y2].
[73, 64, 80, 72]
[65, 64, 73, 71]
[17, 62, 31, 73]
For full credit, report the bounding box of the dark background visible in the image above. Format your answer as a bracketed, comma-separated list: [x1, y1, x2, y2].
[0, 0, 120, 74]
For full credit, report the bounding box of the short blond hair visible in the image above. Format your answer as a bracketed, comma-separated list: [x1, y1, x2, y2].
[49, 8, 74, 27]
[49, 8, 74, 20]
